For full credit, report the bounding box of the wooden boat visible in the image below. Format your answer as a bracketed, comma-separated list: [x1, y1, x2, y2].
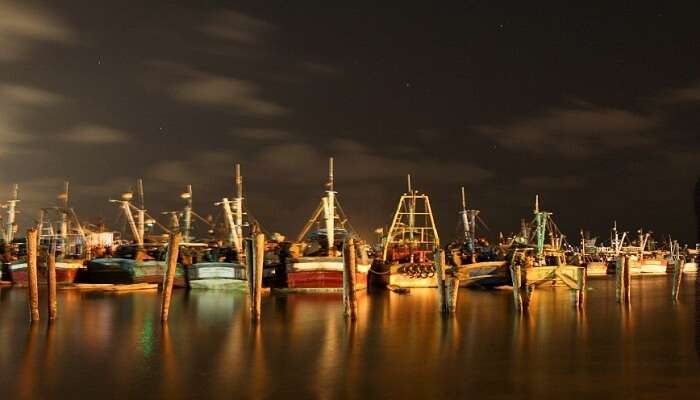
[377, 175, 441, 288]
[85, 180, 185, 287]
[86, 255, 186, 287]
[282, 158, 370, 292]
[578, 233, 608, 276]
[8, 259, 84, 287]
[503, 196, 584, 290]
[448, 187, 509, 287]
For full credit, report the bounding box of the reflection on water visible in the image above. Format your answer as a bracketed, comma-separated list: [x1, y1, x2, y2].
[1, 276, 699, 399]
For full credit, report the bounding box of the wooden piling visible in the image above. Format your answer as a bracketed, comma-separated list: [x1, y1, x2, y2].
[511, 263, 522, 310]
[623, 255, 631, 304]
[252, 232, 265, 320]
[343, 238, 358, 319]
[26, 229, 40, 322]
[574, 267, 586, 308]
[160, 232, 182, 322]
[47, 240, 58, 320]
[672, 256, 684, 301]
[615, 256, 624, 303]
[433, 249, 447, 313]
[446, 275, 460, 313]
[245, 238, 255, 296]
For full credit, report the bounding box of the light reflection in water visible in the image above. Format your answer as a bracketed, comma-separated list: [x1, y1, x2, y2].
[0, 276, 698, 399]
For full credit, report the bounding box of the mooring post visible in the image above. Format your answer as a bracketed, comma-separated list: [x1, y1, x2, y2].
[47, 240, 58, 320]
[252, 232, 265, 320]
[343, 238, 358, 319]
[26, 229, 40, 322]
[245, 237, 255, 296]
[446, 274, 460, 313]
[615, 256, 624, 303]
[623, 255, 631, 304]
[575, 267, 586, 308]
[433, 249, 447, 313]
[160, 232, 182, 322]
[511, 263, 522, 310]
[672, 256, 684, 301]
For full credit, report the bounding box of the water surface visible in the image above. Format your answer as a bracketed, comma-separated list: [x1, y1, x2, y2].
[1, 276, 699, 399]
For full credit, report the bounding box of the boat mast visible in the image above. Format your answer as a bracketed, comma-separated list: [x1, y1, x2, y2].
[181, 185, 193, 242]
[3, 184, 19, 243]
[59, 181, 70, 242]
[137, 179, 146, 245]
[533, 194, 548, 261]
[460, 187, 479, 252]
[324, 157, 335, 253]
[234, 163, 244, 252]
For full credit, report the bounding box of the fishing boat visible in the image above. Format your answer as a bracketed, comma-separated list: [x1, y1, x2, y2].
[377, 175, 441, 288]
[622, 229, 668, 275]
[282, 158, 370, 292]
[505, 196, 584, 290]
[447, 187, 508, 287]
[0, 184, 19, 282]
[579, 232, 608, 276]
[85, 180, 186, 287]
[187, 165, 248, 290]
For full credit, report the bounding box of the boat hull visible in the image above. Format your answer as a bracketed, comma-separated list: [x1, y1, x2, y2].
[8, 262, 83, 287]
[285, 257, 369, 291]
[683, 262, 698, 273]
[584, 261, 608, 276]
[85, 258, 186, 287]
[629, 259, 668, 275]
[456, 261, 510, 287]
[187, 262, 247, 290]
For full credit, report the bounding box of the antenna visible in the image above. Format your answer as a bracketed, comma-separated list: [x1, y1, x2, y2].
[534, 194, 540, 213]
[137, 179, 145, 210]
[407, 174, 412, 194]
[235, 163, 243, 199]
[461, 186, 466, 211]
[11, 184, 18, 201]
[328, 157, 334, 192]
[63, 181, 69, 207]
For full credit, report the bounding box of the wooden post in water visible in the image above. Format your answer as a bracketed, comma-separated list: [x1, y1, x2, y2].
[47, 240, 58, 320]
[575, 267, 586, 308]
[160, 232, 182, 322]
[245, 237, 255, 297]
[511, 263, 522, 310]
[623, 255, 631, 304]
[446, 275, 460, 313]
[343, 238, 358, 319]
[672, 256, 684, 301]
[252, 232, 265, 320]
[615, 256, 625, 303]
[26, 229, 40, 322]
[433, 249, 447, 313]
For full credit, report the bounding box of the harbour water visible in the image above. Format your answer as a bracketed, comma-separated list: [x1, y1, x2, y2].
[1, 276, 699, 399]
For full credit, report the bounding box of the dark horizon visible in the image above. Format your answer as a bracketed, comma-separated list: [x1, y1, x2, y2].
[1, 1, 699, 244]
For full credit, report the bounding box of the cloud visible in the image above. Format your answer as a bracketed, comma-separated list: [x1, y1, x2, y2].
[658, 81, 700, 104]
[520, 175, 585, 190]
[232, 128, 292, 140]
[0, 2, 76, 61]
[59, 124, 130, 144]
[0, 83, 65, 155]
[476, 105, 658, 158]
[171, 72, 289, 116]
[0, 83, 64, 105]
[199, 10, 274, 45]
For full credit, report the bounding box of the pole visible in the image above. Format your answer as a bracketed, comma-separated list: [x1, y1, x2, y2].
[252, 232, 264, 320]
[160, 232, 182, 322]
[615, 256, 624, 303]
[343, 238, 358, 319]
[47, 239, 58, 320]
[26, 228, 39, 322]
[672, 256, 684, 301]
[623, 255, 631, 304]
[433, 248, 447, 313]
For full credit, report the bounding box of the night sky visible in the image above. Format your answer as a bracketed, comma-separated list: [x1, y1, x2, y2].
[1, 1, 699, 244]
